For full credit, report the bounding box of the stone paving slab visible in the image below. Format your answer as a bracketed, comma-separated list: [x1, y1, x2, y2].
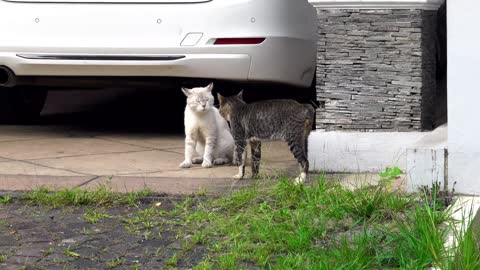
[82, 176, 254, 195]
[118, 160, 298, 178]
[0, 161, 87, 177]
[31, 150, 184, 176]
[0, 126, 301, 194]
[0, 175, 94, 191]
[97, 135, 185, 150]
[166, 141, 295, 162]
[0, 137, 149, 161]
[0, 126, 96, 142]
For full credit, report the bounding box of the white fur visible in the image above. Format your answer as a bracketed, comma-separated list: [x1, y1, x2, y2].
[180, 83, 234, 169]
[294, 172, 307, 185]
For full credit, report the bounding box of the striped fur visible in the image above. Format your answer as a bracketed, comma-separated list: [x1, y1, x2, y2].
[218, 91, 315, 182]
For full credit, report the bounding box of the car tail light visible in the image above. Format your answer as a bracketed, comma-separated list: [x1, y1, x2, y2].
[213, 38, 266, 45]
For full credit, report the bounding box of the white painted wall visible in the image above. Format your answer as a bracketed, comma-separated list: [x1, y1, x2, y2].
[448, 0, 480, 195]
[309, 131, 425, 173]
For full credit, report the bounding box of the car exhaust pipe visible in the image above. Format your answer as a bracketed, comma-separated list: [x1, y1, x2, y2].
[0, 66, 16, 87]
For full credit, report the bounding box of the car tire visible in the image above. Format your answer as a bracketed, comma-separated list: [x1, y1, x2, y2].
[0, 86, 48, 124]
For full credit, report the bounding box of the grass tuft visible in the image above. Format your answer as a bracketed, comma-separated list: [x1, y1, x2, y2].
[172, 176, 468, 269]
[0, 195, 12, 204]
[106, 257, 126, 268]
[13, 175, 480, 269]
[23, 186, 153, 207]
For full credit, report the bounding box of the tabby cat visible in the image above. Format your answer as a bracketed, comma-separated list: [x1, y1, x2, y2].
[218, 91, 315, 183]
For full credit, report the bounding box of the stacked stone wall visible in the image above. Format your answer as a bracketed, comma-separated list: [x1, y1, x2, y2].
[315, 9, 437, 131]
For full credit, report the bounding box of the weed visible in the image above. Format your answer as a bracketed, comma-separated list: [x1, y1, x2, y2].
[82, 227, 95, 236]
[194, 259, 214, 270]
[182, 240, 195, 252]
[443, 203, 480, 270]
[24, 186, 153, 207]
[166, 252, 179, 267]
[174, 176, 458, 269]
[0, 254, 6, 263]
[11, 174, 480, 269]
[125, 189, 154, 207]
[143, 230, 153, 240]
[379, 166, 403, 188]
[382, 196, 450, 268]
[42, 248, 54, 256]
[64, 249, 80, 258]
[195, 188, 208, 196]
[0, 195, 12, 204]
[218, 254, 236, 269]
[142, 220, 160, 229]
[107, 257, 126, 268]
[192, 232, 207, 244]
[83, 209, 110, 224]
[420, 181, 456, 211]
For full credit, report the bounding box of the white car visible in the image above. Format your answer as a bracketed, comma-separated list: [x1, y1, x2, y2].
[0, 0, 317, 123]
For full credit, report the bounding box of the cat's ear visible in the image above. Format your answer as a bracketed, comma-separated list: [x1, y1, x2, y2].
[217, 93, 225, 104]
[236, 90, 244, 100]
[206, 82, 214, 92]
[181, 87, 191, 97]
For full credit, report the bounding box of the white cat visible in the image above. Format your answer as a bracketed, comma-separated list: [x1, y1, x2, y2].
[179, 83, 234, 168]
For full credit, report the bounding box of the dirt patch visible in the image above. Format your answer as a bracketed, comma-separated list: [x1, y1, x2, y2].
[0, 194, 204, 269]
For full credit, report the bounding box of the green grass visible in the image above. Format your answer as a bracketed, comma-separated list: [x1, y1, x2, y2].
[170, 176, 474, 269]
[444, 205, 480, 270]
[0, 254, 7, 263]
[64, 249, 80, 258]
[23, 186, 153, 207]
[166, 252, 179, 267]
[83, 209, 111, 224]
[42, 248, 54, 256]
[106, 257, 126, 268]
[0, 195, 11, 204]
[15, 176, 480, 269]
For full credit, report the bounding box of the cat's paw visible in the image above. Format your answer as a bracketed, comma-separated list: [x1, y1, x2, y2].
[213, 158, 229, 166]
[233, 173, 244, 180]
[202, 160, 213, 168]
[231, 160, 241, 166]
[179, 160, 192, 169]
[294, 173, 307, 185]
[192, 157, 203, 164]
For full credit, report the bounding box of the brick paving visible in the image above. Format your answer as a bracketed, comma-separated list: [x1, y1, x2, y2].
[0, 194, 204, 270]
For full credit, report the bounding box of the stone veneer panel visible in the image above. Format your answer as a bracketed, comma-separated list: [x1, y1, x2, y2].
[315, 9, 437, 131]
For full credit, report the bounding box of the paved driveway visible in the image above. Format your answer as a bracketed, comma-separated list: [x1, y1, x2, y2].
[0, 89, 302, 194]
[0, 125, 299, 194]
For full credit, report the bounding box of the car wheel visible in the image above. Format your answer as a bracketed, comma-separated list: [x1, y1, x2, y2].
[0, 86, 48, 124]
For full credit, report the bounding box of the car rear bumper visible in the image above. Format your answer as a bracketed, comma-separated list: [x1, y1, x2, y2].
[0, 53, 251, 80]
[0, 37, 316, 87]
[0, 0, 316, 87]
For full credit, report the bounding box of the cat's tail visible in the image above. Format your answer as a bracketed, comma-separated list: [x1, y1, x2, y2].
[304, 104, 316, 122]
[303, 104, 315, 161]
[303, 104, 315, 134]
